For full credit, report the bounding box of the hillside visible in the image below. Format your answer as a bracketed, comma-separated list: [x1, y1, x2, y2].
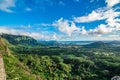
[1, 34, 38, 45]
[107, 41, 120, 47]
[84, 41, 109, 48]
[0, 37, 41, 80]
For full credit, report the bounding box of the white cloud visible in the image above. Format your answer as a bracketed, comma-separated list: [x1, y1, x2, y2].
[80, 26, 87, 34]
[53, 18, 80, 36]
[90, 0, 94, 3]
[58, 1, 65, 6]
[74, 10, 102, 23]
[53, 8, 120, 37]
[90, 36, 120, 41]
[25, 7, 32, 11]
[37, 23, 52, 27]
[20, 24, 31, 29]
[106, 17, 120, 29]
[79, 21, 120, 35]
[0, 27, 58, 40]
[0, 0, 16, 12]
[73, 2, 120, 36]
[0, 27, 22, 35]
[88, 24, 114, 35]
[74, 8, 120, 23]
[52, 33, 57, 40]
[53, 0, 120, 40]
[108, 34, 120, 37]
[77, 24, 115, 35]
[105, 0, 120, 7]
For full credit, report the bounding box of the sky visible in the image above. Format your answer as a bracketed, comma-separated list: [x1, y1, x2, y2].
[0, 0, 120, 41]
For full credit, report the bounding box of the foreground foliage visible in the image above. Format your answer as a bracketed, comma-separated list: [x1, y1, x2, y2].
[6, 45, 120, 80]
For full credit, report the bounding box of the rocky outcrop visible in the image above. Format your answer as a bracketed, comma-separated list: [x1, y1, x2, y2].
[0, 37, 7, 80]
[111, 76, 120, 80]
[0, 56, 6, 80]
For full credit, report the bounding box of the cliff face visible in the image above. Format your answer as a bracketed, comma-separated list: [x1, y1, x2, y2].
[0, 37, 6, 80]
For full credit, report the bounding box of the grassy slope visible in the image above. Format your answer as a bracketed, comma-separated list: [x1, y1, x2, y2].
[0, 37, 41, 80]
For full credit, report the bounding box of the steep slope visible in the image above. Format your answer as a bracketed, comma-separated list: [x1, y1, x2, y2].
[0, 37, 7, 80]
[0, 37, 41, 80]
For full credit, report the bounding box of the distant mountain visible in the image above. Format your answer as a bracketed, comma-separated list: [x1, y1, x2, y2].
[0, 34, 60, 46]
[84, 41, 109, 48]
[107, 41, 120, 47]
[39, 40, 59, 46]
[58, 41, 94, 45]
[1, 34, 38, 45]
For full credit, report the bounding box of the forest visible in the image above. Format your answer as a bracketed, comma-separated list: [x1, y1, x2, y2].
[0, 34, 120, 80]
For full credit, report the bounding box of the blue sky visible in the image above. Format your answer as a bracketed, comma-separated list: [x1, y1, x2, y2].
[0, 0, 120, 41]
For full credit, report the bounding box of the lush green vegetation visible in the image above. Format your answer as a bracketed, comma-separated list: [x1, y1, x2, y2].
[11, 45, 120, 80]
[1, 34, 38, 45]
[0, 37, 40, 80]
[0, 34, 120, 80]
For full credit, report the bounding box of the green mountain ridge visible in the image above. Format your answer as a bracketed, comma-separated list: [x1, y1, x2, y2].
[84, 41, 109, 48]
[1, 34, 38, 45]
[107, 41, 120, 47]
